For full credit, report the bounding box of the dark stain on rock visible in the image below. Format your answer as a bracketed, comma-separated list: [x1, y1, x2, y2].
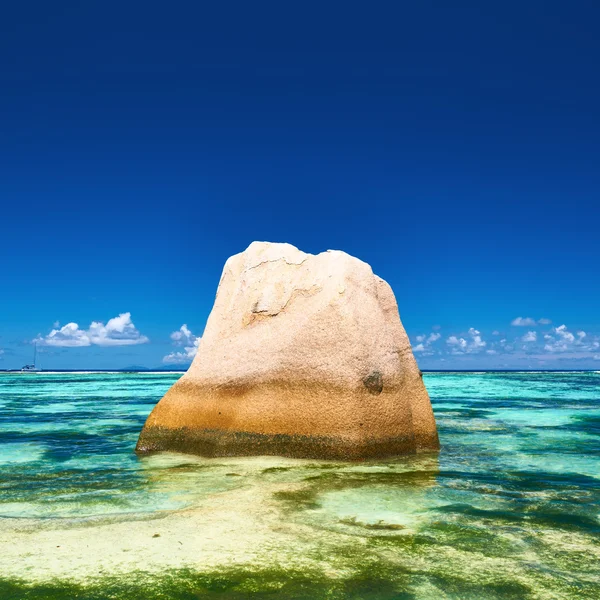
[363, 371, 383, 395]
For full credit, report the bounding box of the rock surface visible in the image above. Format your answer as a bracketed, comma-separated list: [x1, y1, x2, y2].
[137, 242, 439, 459]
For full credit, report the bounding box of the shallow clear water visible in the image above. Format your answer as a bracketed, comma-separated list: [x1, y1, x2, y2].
[0, 371, 598, 599]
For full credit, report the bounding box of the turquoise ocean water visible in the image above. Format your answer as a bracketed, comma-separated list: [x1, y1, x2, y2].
[0, 372, 598, 599]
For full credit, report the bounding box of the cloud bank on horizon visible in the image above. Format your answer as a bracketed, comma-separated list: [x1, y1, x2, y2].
[413, 318, 600, 365]
[21, 314, 600, 369]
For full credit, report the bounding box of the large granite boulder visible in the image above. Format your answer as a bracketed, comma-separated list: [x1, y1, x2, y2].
[137, 242, 439, 459]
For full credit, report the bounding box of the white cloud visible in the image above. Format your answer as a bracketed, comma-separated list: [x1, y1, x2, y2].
[446, 328, 486, 354]
[543, 325, 587, 353]
[447, 335, 467, 350]
[37, 323, 90, 347]
[492, 330, 500, 336]
[468, 328, 486, 351]
[555, 324, 575, 343]
[0, 348, 4, 359]
[413, 331, 441, 354]
[511, 317, 536, 327]
[35, 313, 149, 347]
[522, 331, 537, 343]
[53, 320, 60, 329]
[538, 318, 552, 325]
[170, 324, 195, 346]
[163, 324, 200, 364]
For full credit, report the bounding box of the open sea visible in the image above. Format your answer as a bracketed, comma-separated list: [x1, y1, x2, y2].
[0, 371, 598, 599]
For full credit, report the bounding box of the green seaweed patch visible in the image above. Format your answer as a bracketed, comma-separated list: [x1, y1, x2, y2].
[423, 571, 534, 600]
[423, 520, 517, 558]
[0, 564, 416, 600]
[302, 469, 438, 489]
[261, 466, 293, 474]
[273, 487, 321, 511]
[155, 463, 221, 472]
[365, 531, 438, 551]
[308, 463, 345, 470]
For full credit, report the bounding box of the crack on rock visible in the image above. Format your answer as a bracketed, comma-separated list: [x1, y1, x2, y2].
[280, 285, 322, 312]
[244, 285, 322, 327]
[245, 257, 308, 271]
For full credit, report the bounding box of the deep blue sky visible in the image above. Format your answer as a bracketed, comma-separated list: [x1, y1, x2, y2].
[1, 1, 598, 369]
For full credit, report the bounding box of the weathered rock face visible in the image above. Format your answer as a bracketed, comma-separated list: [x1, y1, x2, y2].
[137, 242, 439, 459]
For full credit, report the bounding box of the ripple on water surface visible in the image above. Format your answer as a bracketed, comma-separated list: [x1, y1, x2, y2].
[0, 371, 599, 599]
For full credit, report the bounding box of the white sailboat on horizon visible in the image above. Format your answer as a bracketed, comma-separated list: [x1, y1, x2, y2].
[21, 343, 41, 373]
